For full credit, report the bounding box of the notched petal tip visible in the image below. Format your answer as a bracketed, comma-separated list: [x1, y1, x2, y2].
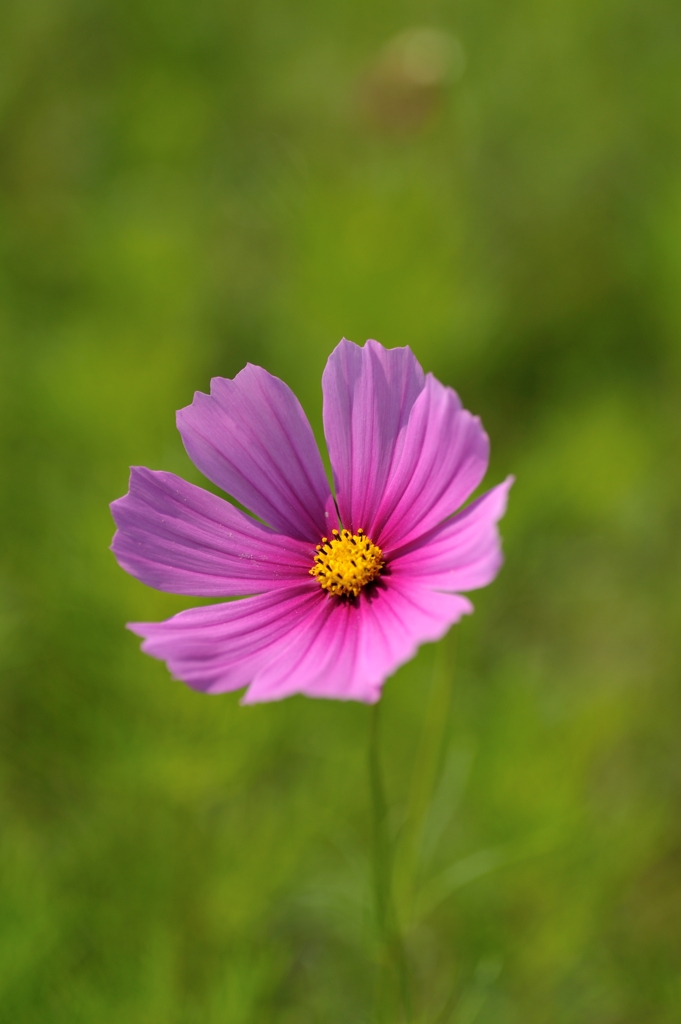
[328, 335, 421, 367]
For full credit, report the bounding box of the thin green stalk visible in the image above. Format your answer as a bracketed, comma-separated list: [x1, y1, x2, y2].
[395, 637, 455, 926]
[368, 701, 412, 1023]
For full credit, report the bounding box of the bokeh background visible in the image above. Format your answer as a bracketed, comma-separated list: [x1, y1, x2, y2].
[1, 0, 681, 1021]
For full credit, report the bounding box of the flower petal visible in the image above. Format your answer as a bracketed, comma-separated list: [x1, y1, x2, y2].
[241, 593, 366, 703]
[322, 340, 489, 550]
[390, 477, 513, 592]
[128, 584, 323, 694]
[177, 364, 337, 541]
[129, 576, 471, 704]
[373, 374, 490, 551]
[322, 338, 425, 535]
[111, 467, 313, 596]
[243, 578, 472, 704]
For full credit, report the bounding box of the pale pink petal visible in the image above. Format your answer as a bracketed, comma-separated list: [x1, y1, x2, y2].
[322, 339, 425, 535]
[111, 467, 313, 596]
[390, 477, 513, 592]
[177, 364, 337, 541]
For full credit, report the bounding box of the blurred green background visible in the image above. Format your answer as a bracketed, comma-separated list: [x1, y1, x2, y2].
[1, 0, 681, 1020]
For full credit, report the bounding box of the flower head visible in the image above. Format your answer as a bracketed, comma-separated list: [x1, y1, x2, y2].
[111, 339, 512, 704]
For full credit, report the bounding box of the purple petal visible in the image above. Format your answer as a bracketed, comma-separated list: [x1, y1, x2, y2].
[354, 579, 472, 698]
[129, 576, 471, 704]
[322, 340, 489, 550]
[128, 584, 323, 694]
[241, 592, 369, 703]
[371, 374, 491, 551]
[322, 339, 425, 536]
[390, 477, 513, 592]
[243, 578, 472, 704]
[111, 467, 313, 596]
[177, 364, 337, 541]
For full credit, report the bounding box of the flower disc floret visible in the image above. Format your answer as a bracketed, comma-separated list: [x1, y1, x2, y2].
[310, 528, 384, 598]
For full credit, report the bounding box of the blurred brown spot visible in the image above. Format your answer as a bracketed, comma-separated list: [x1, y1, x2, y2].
[358, 28, 465, 134]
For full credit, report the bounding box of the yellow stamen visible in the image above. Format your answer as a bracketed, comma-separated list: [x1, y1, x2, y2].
[310, 528, 384, 598]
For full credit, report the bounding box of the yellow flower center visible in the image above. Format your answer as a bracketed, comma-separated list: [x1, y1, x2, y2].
[310, 528, 384, 598]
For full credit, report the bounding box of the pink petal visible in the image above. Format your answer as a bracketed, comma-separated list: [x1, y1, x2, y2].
[322, 340, 489, 551]
[111, 468, 314, 597]
[243, 578, 472, 705]
[372, 374, 490, 551]
[241, 593, 367, 703]
[322, 338, 425, 536]
[177, 364, 337, 542]
[128, 584, 323, 694]
[390, 478, 513, 592]
[129, 576, 471, 704]
[354, 579, 472, 696]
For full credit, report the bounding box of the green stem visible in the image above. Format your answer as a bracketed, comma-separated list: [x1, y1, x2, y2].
[369, 701, 412, 1023]
[396, 637, 455, 925]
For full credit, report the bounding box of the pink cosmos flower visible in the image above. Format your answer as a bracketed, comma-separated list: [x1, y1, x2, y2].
[111, 339, 512, 704]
